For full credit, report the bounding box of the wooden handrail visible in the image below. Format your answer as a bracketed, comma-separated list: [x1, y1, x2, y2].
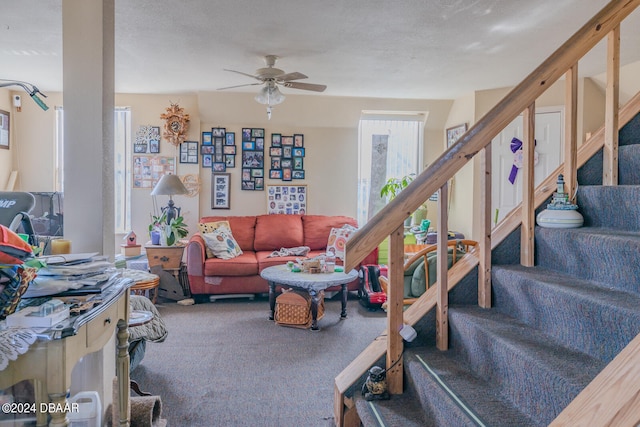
[344, 0, 640, 273]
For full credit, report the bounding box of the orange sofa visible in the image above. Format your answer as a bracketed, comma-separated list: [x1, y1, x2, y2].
[186, 214, 377, 299]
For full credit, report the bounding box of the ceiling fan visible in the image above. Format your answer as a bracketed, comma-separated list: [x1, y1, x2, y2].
[218, 55, 327, 119]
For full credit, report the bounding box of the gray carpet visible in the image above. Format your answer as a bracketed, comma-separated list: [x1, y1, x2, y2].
[130, 294, 386, 426]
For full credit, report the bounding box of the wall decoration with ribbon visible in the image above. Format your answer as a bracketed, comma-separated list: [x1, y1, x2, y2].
[508, 137, 538, 184]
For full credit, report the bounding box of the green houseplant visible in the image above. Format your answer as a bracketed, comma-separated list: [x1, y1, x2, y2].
[148, 211, 188, 246]
[380, 174, 428, 226]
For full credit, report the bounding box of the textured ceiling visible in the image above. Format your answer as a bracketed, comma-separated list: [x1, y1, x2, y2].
[1, 0, 639, 100]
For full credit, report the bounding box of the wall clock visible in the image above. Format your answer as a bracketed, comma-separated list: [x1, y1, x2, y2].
[160, 103, 190, 146]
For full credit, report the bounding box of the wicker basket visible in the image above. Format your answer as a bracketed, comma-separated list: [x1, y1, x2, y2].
[275, 289, 324, 329]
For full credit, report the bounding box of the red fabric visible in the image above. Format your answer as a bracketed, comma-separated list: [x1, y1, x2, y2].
[203, 251, 258, 276]
[0, 225, 32, 265]
[254, 214, 304, 251]
[302, 215, 358, 250]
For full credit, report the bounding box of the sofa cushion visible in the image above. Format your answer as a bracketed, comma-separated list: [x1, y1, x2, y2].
[302, 215, 358, 250]
[200, 216, 257, 251]
[203, 251, 258, 276]
[197, 220, 231, 258]
[202, 228, 243, 260]
[198, 220, 230, 234]
[254, 214, 304, 251]
[326, 224, 358, 260]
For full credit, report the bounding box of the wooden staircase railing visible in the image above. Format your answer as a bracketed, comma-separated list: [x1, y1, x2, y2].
[334, 0, 640, 425]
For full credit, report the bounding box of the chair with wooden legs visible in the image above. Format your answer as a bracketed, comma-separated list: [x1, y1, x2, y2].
[379, 239, 478, 309]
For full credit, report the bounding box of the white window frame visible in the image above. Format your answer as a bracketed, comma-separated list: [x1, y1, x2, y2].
[55, 107, 132, 233]
[357, 113, 425, 226]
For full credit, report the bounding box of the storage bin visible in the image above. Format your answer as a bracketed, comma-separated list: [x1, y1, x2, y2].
[67, 391, 101, 427]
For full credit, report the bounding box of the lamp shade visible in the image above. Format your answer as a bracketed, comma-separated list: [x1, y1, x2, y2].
[255, 84, 285, 105]
[151, 174, 188, 196]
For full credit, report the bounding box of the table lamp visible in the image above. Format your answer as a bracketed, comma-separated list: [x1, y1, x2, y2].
[151, 174, 188, 223]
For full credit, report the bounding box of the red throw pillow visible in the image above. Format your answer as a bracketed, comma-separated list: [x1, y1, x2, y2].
[0, 225, 33, 265]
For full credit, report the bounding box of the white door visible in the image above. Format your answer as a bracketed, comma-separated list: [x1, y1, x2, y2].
[491, 108, 563, 224]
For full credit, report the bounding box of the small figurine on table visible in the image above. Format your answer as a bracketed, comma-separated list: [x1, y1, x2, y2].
[124, 231, 137, 246]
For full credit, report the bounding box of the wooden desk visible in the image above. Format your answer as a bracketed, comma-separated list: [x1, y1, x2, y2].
[0, 278, 132, 427]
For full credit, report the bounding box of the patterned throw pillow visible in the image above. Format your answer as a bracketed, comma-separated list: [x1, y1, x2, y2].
[326, 224, 358, 260]
[198, 221, 231, 258]
[202, 228, 243, 260]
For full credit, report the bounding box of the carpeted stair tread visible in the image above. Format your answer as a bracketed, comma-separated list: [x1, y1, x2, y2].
[535, 226, 640, 291]
[577, 185, 640, 230]
[404, 348, 535, 426]
[448, 306, 605, 425]
[618, 145, 640, 184]
[492, 264, 640, 362]
[355, 386, 429, 427]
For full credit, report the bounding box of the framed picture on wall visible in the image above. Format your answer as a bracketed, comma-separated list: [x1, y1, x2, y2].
[266, 184, 307, 214]
[202, 131, 212, 145]
[211, 172, 230, 209]
[179, 141, 198, 164]
[0, 110, 9, 149]
[446, 123, 467, 148]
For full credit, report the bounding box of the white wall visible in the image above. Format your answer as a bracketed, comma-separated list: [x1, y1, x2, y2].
[0, 89, 12, 189]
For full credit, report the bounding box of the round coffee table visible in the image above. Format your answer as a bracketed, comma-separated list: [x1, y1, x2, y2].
[260, 264, 358, 330]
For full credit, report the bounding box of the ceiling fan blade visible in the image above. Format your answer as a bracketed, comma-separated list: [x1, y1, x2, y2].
[283, 82, 327, 92]
[223, 69, 263, 81]
[276, 72, 308, 82]
[217, 82, 263, 90]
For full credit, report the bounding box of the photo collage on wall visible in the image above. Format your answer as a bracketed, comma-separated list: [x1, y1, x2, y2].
[179, 141, 198, 164]
[268, 133, 305, 181]
[267, 185, 307, 215]
[133, 156, 176, 188]
[241, 128, 265, 190]
[134, 125, 161, 154]
[201, 128, 236, 171]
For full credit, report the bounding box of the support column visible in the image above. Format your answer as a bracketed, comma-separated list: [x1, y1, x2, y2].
[62, 0, 115, 258]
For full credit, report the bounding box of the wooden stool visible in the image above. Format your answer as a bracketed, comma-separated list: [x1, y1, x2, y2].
[130, 277, 160, 303]
[120, 269, 161, 304]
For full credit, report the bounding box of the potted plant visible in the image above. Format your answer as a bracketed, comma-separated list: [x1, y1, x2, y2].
[148, 211, 188, 246]
[380, 174, 428, 226]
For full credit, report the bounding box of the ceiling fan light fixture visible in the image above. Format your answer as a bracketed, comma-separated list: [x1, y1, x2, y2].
[255, 84, 285, 105]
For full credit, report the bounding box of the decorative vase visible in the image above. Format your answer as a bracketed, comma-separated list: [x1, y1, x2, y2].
[536, 208, 584, 228]
[536, 174, 584, 229]
[150, 231, 161, 245]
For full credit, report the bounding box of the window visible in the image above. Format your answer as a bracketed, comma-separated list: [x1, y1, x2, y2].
[54, 107, 64, 192]
[357, 116, 424, 226]
[55, 107, 131, 232]
[113, 108, 132, 233]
